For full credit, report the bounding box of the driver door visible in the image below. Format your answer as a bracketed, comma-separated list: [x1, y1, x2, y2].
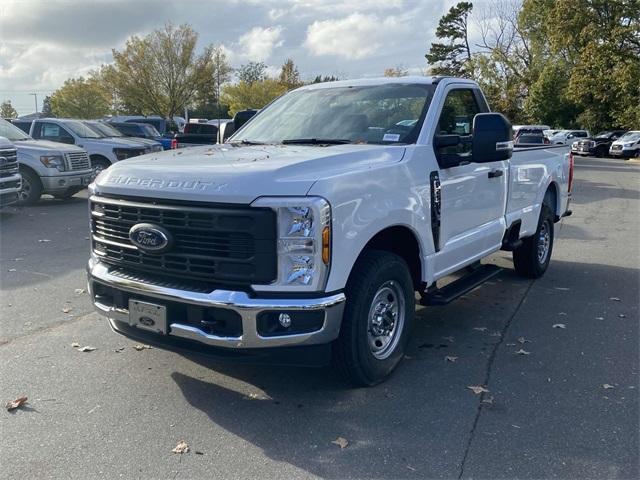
[432, 87, 508, 277]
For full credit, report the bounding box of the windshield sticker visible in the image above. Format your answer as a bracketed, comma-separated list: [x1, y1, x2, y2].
[383, 133, 401, 142]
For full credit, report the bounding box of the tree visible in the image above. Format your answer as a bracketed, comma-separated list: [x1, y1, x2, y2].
[1, 100, 18, 119]
[109, 23, 216, 119]
[190, 46, 233, 119]
[311, 75, 339, 83]
[279, 59, 302, 90]
[41, 96, 54, 117]
[237, 62, 268, 84]
[50, 77, 111, 118]
[384, 66, 409, 77]
[221, 78, 287, 116]
[425, 2, 474, 76]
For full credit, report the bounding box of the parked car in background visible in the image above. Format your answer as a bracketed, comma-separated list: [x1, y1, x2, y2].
[10, 119, 33, 134]
[109, 122, 176, 150]
[544, 129, 561, 139]
[83, 121, 163, 153]
[109, 116, 180, 138]
[513, 124, 550, 137]
[515, 131, 549, 147]
[30, 118, 148, 175]
[0, 119, 93, 204]
[571, 130, 627, 157]
[609, 131, 640, 158]
[174, 119, 234, 148]
[549, 130, 590, 145]
[0, 135, 21, 207]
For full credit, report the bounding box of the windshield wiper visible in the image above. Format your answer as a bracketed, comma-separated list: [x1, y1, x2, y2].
[281, 138, 351, 145]
[230, 139, 266, 145]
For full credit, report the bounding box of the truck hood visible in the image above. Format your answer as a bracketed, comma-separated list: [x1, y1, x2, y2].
[95, 143, 406, 203]
[13, 139, 85, 155]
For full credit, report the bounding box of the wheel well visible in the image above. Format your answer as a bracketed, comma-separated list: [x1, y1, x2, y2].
[18, 164, 42, 187]
[544, 183, 559, 218]
[90, 154, 111, 165]
[359, 226, 422, 290]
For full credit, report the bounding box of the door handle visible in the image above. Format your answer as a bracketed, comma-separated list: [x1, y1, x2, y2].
[488, 169, 503, 178]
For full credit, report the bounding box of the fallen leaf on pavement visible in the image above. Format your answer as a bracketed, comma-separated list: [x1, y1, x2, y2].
[71, 342, 80, 348]
[114, 347, 125, 353]
[602, 384, 615, 389]
[467, 386, 489, 395]
[595, 316, 604, 320]
[62, 307, 72, 313]
[442, 336, 454, 343]
[609, 297, 621, 301]
[481, 396, 494, 405]
[517, 336, 531, 344]
[74, 289, 85, 294]
[77, 346, 96, 352]
[133, 344, 152, 351]
[489, 331, 502, 337]
[558, 312, 567, 316]
[473, 327, 487, 332]
[618, 314, 626, 318]
[445, 356, 458, 363]
[331, 437, 348, 449]
[5, 396, 28, 411]
[172, 441, 189, 454]
[515, 349, 531, 355]
[554, 287, 570, 291]
[552, 323, 566, 329]
[506, 342, 516, 346]
[8, 269, 16, 272]
[38, 239, 52, 243]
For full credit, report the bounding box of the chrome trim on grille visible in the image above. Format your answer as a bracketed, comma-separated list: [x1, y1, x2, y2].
[65, 151, 91, 171]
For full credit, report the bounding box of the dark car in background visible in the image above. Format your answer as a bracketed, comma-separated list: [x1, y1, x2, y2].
[110, 122, 176, 150]
[571, 130, 627, 157]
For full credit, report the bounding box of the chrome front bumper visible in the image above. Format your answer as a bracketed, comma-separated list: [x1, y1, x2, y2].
[87, 259, 346, 349]
[41, 171, 94, 192]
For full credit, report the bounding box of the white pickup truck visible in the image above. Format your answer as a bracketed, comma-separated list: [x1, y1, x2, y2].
[0, 136, 21, 207]
[87, 77, 573, 386]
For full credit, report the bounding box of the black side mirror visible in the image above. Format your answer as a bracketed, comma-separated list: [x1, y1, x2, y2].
[472, 113, 513, 162]
[60, 135, 75, 145]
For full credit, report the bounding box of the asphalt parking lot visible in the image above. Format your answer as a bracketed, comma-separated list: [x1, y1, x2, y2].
[1, 156, 638, 479]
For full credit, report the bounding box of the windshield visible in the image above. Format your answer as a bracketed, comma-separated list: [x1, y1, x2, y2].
[64, 120, 101, 138]
[618, 131, 640, 142]
[595, 131, 613, 138]
[142, 124, 160, 137]
[0, 118, 31, 141]
[86, 121, 124, 137]
[231, 83, 435, 145]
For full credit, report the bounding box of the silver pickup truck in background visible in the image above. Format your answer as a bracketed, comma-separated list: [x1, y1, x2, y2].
[0, 136, 21, 208]
[0, 119, 93, 205]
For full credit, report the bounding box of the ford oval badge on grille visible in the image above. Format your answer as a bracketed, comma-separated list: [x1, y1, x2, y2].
[129, 223, 173, 253]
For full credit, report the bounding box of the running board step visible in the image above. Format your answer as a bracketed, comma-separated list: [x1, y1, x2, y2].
[420, 264, 503, 306]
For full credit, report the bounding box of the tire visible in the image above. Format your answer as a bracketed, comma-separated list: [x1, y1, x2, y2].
[513, 204, 554, 278]
[596, 146, 607, 158]
[91, 157, 111, 176]
[17, 168, 43, 206]
[334, 250, 415, 387]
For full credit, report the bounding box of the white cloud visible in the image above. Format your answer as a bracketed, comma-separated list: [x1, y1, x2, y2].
[304, 13, 402, 60]
[237, 26, 284, 61]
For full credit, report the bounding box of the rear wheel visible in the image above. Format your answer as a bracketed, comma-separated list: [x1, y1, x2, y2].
[513, 205, 554, 278]
[334, 250, 415, 386]
[91, 157, 111, 176]
[17, 168, 42, 206]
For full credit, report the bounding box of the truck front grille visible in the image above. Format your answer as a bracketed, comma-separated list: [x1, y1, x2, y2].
[65, 151, 91, 171]
[0, 147, 19, 178]
[90, 196, 277, 285]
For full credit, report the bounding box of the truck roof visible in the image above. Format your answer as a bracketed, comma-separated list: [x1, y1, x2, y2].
[299, 76, 477, 91]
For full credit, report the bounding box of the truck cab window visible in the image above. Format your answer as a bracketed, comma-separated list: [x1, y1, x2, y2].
[435, 89, 481, 157]
[40, 123, 73, 143]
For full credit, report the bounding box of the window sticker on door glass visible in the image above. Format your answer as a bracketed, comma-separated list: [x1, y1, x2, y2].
[383, 133, 400, 142]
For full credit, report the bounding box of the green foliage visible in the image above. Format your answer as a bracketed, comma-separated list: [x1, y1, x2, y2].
[383, 66, 409, 77]
[279, 59, 303, 90]
[41, 96, 54, 117]
[221, 79, 288, 116]
[50, 77, 111, 118]
[109, 23, 216, 119]
[1, 100, 18, 119]
[425, 2, 473, 76]
[237, 62, 268, 84]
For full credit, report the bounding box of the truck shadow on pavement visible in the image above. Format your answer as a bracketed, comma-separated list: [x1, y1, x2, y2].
[168, 260, 638, 478]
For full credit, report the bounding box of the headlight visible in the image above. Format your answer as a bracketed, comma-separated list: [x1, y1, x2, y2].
[624, 143, 634, 147]
[40, 155, 66, 171]
[113, 148, 144, 160]
[251, 196, 331, 292]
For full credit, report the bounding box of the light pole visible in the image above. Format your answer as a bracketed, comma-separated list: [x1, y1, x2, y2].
[29, 93, 38, 114]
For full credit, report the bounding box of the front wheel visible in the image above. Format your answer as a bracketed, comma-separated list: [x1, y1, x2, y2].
[334, 250, 415, 387]
[513, 205, 554, 278]
[91, 157, 111, 176]
[17, 168, 42, 206]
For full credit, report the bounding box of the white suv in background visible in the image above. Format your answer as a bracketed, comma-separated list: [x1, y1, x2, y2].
[609, 131, 640, 158]
[30, 118, 151, 175]
[549, 130, 590, 145]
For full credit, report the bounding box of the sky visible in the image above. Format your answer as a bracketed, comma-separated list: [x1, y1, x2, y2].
[0, 0, 480, 116]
